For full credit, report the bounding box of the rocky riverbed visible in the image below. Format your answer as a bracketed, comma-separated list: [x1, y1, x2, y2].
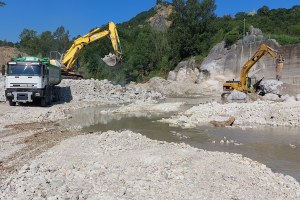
[159, 100, 300, 128]
[1, 77, 300, 199]
[1, 131, 299, 200]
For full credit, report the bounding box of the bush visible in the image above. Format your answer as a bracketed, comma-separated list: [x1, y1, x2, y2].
[271, 34, 300, 45]
[224, 30, 240, 48]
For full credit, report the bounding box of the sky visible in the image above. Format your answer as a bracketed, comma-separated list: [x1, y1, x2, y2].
[0, 0, 299, 42]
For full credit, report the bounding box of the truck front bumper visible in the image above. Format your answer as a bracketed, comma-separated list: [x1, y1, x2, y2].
[5, 88, 45, 103]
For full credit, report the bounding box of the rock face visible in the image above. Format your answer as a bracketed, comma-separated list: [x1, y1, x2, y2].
[201, 37, 300, 85]
[0, 46, 27, 67]
[148, 4, 173, 31]
[168, 57, 199, 83]
[162, 57, 225, 96]
[0, 47, 27, 102]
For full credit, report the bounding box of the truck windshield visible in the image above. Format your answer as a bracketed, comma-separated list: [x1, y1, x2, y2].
[8, 65, 42, 76]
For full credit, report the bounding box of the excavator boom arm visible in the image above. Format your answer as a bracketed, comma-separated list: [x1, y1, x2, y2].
[239, 44, 282, 91]
[108, 22, 122, 60]
[61, 22, 122, 72]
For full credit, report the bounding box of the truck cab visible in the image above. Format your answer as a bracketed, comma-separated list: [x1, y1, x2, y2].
[4, 56, 61, 106]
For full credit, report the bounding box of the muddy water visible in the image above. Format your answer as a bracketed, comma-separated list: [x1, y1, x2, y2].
[65, 103, 300, 182]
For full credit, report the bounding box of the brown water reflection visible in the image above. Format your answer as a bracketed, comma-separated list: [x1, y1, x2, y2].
[75, 110, 300, 182]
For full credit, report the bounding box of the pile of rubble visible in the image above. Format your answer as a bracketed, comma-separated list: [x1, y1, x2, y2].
[1, 131, 299, 199]
[58, 79, 164, 104]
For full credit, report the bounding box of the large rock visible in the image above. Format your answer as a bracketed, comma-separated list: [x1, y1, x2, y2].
[260, 80, 283, 94]
[227, 90, 247, 100]
[201, 41, 230, 77]
[168, 57, 200, 83]
[296, 94, 300, 101]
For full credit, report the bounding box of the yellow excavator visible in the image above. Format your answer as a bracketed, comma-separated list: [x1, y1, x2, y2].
[222, 43, 284, 96]
[50, 21, 122, 78]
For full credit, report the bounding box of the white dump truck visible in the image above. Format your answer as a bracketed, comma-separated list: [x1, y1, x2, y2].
[3, 56, 61, 106]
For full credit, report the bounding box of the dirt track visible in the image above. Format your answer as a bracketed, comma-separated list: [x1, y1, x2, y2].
[0, 120, 84, 184]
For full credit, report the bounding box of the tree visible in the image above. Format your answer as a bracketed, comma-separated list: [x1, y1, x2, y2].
[169, 0, 216, 59]
[39, 31, 54, 57]
[0, 1, 6, 6]
[257, 6, 270, 15]
[53, 26, 70, 53]
[19, 29, 39, 55]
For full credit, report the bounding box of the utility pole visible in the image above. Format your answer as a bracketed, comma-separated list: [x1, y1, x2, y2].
[238, 18, 246, 79]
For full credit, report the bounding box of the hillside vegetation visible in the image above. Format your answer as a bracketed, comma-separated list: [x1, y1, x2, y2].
[1, 0, 299, 83]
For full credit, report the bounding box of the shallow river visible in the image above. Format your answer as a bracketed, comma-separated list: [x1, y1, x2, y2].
[65, 98, 300, 182]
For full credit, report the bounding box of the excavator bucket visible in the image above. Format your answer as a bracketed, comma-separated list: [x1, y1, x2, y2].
[102, 53, 118, 66]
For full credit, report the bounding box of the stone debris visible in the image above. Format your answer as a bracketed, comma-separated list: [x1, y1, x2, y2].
[0, 131, 299, 200]
[210, 116, 235, 127]
[160, 100, 300, 128]
[227, 90, 247, 100]
[260, 80, 283, 95]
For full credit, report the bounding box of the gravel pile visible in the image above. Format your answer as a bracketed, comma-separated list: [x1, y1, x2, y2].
[0, 77, 164, 105]
[131, 77, 222, 97]
[1, 131, 299, 200]
[160, 100, 300, 128]
[59, 79, 164, 104]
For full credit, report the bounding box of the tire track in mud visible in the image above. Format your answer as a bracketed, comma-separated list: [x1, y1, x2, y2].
[0, 121, 85, 183]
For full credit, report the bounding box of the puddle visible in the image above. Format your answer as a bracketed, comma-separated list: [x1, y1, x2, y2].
[65, 104, 300, 182]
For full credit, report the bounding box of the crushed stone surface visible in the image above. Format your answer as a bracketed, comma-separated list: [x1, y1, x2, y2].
[1, 131, 299, 200]
[1, 76, 300, 199]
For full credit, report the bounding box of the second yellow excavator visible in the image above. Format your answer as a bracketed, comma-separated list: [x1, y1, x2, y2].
[222, 43, 284, 96]
[50, 21, 122, 78]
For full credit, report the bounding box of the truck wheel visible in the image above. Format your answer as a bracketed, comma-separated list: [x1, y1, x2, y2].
[8, 100, 16, 106]
[41, 98, 47, 107]
[53, 86, 60, 102]
[48, 95, 52, 105]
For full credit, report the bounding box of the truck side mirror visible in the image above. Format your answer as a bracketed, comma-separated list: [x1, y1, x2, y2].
[1, 65, 5, 75]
